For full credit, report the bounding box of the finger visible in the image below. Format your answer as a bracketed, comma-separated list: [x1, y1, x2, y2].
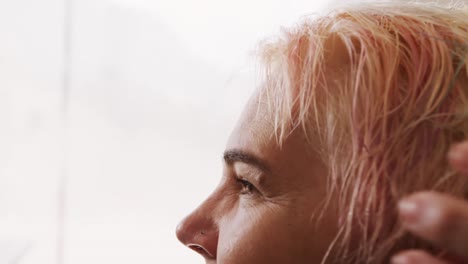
[391, 250, 452, 264]
[398, 191, 468, 259]
[448, 141, 468, 174]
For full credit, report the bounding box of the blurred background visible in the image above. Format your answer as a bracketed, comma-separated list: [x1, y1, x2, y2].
[0, 0, 329, 263]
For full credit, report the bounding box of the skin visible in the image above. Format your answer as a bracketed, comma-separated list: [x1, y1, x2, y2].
[392, 141, 468, 264]
[176, 94, 338, 264]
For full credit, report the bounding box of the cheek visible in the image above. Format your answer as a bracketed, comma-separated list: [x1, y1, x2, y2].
[217, 203, 313, 264]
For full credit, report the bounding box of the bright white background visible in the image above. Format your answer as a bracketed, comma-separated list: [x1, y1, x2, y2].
[0, 0, 329, 263]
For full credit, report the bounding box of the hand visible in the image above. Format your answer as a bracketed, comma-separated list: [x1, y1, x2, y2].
[391, 142, 468, 264]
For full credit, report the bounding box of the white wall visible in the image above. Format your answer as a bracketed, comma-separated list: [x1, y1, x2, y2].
[0, 0, 329, 263]
[0, 0, 64, 263]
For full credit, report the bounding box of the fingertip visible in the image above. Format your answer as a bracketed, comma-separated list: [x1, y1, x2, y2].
[397, 192, 468, 260]
[398, 197, 423, 228]
[391, 253, 411, 264]
[392, 250, 450, 264]
[448, 142, 468, 172]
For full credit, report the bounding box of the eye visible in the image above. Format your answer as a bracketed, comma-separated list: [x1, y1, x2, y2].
[235, 177, 257, 195]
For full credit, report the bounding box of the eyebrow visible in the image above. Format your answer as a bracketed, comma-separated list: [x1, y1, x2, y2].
[223, 149, 271, 173]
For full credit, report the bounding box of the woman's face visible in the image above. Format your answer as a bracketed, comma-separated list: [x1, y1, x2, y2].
[176, 94, 338, 263]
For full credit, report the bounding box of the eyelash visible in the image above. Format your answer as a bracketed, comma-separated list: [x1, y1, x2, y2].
[235, 177, 257, 195]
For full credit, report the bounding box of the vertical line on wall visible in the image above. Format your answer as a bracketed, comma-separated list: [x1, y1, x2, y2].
[58, 0, 73, 263]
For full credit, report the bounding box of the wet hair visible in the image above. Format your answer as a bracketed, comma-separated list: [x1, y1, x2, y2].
[258, 1, 468, 263]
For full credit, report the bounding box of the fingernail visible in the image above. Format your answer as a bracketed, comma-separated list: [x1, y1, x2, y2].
[391, 255, 409, 264]
[398, 199, 422, 227]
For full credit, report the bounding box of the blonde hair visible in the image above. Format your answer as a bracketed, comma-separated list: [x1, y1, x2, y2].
[259, 1, 468, 263]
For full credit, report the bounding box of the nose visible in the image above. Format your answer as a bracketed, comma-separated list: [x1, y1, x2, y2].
[176, 204, 218, 259]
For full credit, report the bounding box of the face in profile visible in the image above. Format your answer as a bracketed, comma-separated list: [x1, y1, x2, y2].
[177, 2, 468, 262]
[176, 93, 338, 263]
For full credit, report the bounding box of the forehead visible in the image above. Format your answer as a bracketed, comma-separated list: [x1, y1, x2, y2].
[226, 92, 275, 152]
[226, 90, 316, 167]
[225, 89, 327, 195]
